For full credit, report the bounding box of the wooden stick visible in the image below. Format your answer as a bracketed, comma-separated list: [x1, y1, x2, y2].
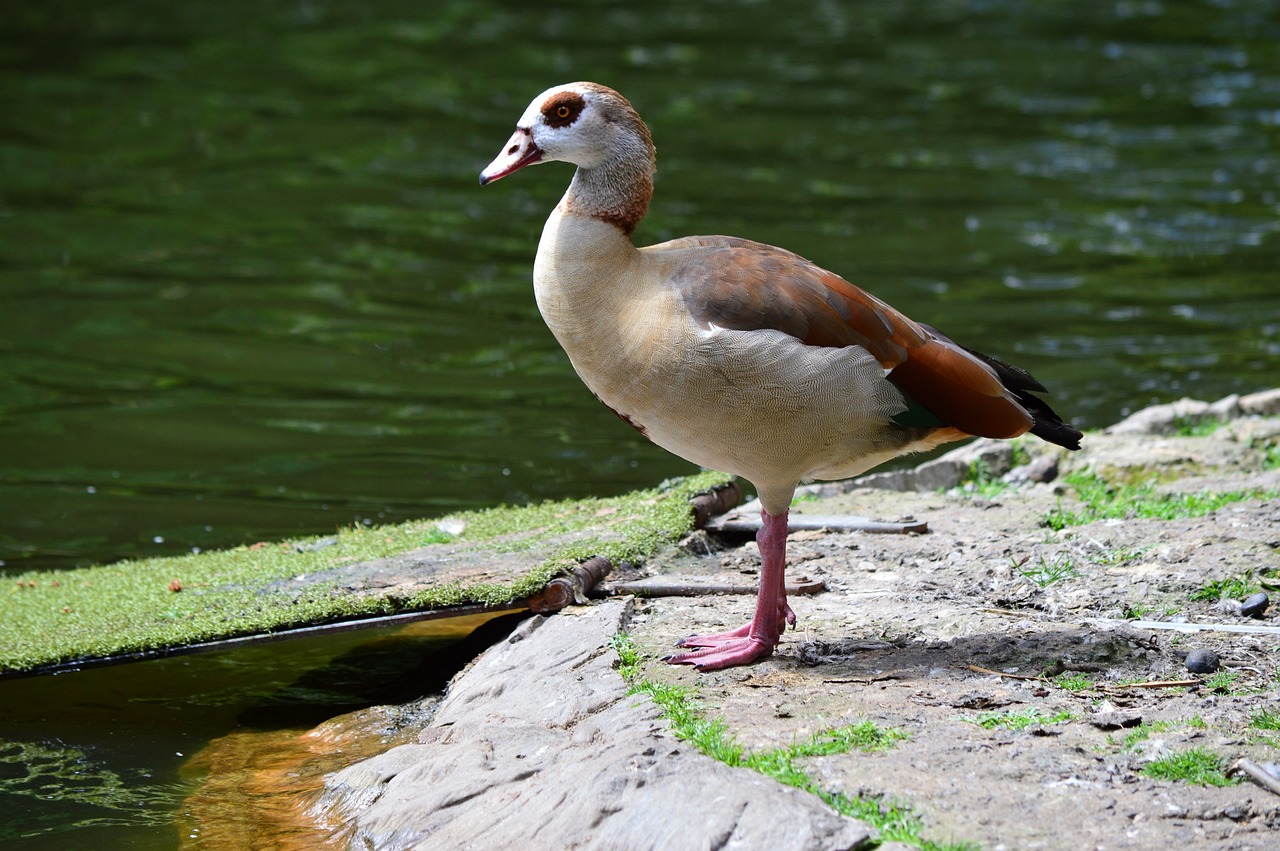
[529, 556, 613, 612]
[689, 481, 743, 529]
[963, 664, 1044, 681]
[706, 512, 928, 535]
[599, 577, 826, 598]
[823, 673, 904, 685]
[1234, 759, 1280, 798]
[1104, 679, 1198, 690]
[1097, 618, 1280, 636]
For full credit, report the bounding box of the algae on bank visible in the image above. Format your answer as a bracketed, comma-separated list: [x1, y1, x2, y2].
[0, 471, 732, 674]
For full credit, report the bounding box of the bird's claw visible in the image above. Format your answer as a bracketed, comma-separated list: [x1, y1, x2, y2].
[665, 636, 775, 671]
[674, 623, 752, 649]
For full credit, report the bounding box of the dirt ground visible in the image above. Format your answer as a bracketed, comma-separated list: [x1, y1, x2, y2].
[624, 407, 1280, 850]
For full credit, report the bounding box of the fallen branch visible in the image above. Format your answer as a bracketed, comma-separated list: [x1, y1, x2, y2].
[823, 673, 904, 686]
[598, 576, 825, 598]
[706, 511, 927, 535]
[529, 556, 613, 612]
[1091, 618, 1280, 636]
[1233, 759, 1280, 798]
[689, 480, 744, 529]
[1104, 679, 1198, 690]
[963, 664, 1044, 681]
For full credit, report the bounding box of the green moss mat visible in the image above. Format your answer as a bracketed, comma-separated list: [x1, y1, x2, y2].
[0, 472, 733, 675]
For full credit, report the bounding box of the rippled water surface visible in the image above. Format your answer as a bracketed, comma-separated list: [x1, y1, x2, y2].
[3, 0, 1278, 572]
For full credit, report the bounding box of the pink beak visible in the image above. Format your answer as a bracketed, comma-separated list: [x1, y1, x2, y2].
[479, 128, 543, 186]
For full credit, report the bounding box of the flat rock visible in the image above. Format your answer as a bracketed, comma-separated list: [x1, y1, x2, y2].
[1107, 396, 1213, 435]
[318, 599, 871, 851]
[854, 438, 1013, 492]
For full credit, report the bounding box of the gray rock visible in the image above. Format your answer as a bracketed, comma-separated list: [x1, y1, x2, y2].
[1240, 592, 1270, 619]
[1005, 453, 1059, 485]
[856, 438, 1012, 492]
[1213, 599, 1243, 616]
[1184, 648, 1221, 674]
[1107, 391, 1278, 436]
[1207, 394, 1242, 421]
[1106, 398, 1211, 435]
[319, 600, 871, 851]
[1240, 388, 1280, 416]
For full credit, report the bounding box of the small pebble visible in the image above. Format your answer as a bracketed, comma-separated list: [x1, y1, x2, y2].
[1240, 592, 1269, 619]
[1185, 648, 1221, 674]
[1214, 599, 1242, 616]
[1088, 712, 1143, 731]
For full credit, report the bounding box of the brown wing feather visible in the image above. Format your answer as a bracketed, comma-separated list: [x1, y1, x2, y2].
[665, 235, 1036, 440]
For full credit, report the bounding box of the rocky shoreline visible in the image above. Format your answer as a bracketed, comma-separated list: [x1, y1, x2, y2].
[189, 391, 1280, 850]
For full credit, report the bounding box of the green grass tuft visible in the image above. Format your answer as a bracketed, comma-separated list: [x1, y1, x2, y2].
[1188, 573, 1254, 602]
[1141, 747, 1237, 787]
[957, 459, 1011, 499]
[1264, 442, 1280, 470]
[1251, 709, 1280, 730]
[1120, 716, 1205, 751]
[1043, 472, 1278, 531]
[1170, 416, 1225, 437]
[610, 635, 973, 850]
[969, 708, 1073, 731]
[1202, 669, 1242, 693]
[1013, 552, 1076, 587]
[1053, 673, 1094, 692]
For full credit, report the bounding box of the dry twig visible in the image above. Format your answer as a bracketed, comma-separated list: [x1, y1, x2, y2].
[1103, 679, 1198, 690]
[1233, 759, 1280, 798]
[963, 664, 1044, 681]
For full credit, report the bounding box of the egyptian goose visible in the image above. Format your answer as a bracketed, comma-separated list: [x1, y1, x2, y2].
[480, 83, 1082, 671]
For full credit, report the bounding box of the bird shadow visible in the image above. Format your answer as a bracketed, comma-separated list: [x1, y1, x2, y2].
[787, 624, 1162, 684]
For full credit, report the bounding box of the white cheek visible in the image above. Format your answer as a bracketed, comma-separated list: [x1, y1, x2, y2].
[538, 123, 606, 167]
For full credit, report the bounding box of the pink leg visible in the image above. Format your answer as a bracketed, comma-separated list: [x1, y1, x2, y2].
[666, 508, 793, 671]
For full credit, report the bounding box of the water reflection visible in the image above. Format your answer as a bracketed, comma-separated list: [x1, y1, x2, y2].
[0, 0, 1276, 573]
[0, 611, 523, 849]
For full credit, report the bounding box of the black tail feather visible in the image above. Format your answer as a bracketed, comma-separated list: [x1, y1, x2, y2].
[921, 324, 1083, 451]
[965, 348, 1082, 451]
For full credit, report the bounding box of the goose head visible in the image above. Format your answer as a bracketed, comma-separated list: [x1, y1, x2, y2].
[479, 82, 654, 185]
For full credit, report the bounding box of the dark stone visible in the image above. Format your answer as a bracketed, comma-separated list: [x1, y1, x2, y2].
[1029, 725, 1063, 737]
[1024, 454, 1060, 483]
[1184, 648, 1221, 674]
[951, 692, 1013, 710]
[1088, 712, 1143, 731]
[1240, 592, 1270, 619]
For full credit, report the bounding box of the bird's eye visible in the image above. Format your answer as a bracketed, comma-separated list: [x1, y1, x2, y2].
[542, 93, 584, 126]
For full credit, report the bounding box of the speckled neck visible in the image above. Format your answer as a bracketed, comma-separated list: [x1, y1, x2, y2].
[558, 117, 655, 236]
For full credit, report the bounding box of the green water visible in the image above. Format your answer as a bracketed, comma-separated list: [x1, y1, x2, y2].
[0, 612, 517, 849]
[0, 1, 1278, 841]
[2, 1, 1278, 572]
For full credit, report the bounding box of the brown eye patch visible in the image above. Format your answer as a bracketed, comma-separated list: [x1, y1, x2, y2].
[541, 91, 585, 128]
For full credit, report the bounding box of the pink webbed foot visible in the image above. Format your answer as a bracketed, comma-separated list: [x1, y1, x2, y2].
[664, 506, 795, 671]
[673, 601, 795, 650]
[664, 634, 776, 671]
[674, 621, 752, 649]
